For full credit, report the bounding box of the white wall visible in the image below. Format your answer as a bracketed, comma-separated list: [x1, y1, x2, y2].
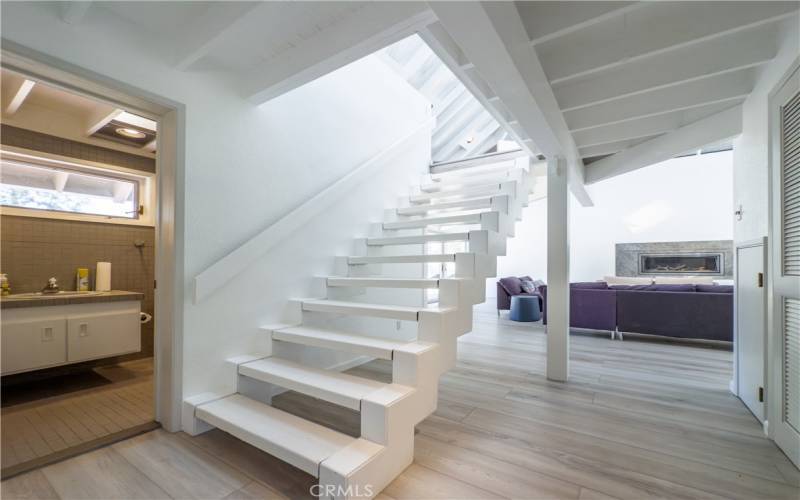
[490, 152, 734, 297]
[733, 18, 799, 244]
[0, 4, 432, 399]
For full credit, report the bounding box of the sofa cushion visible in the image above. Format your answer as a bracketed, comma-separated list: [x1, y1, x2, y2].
[609, 284, 653, 290]
[611, 284, 695, 292]
[697, 284, 734, 293]
[654, 276, 715, 284]
[646, 284, 696, 292]
[498, 277, 523, 295]
[571, 281, 608, 289]
[520, 280, 537, 293]
[604, 275, 653, 285]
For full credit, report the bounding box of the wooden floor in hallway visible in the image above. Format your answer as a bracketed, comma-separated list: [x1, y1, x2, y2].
[3, 304, 799, 499]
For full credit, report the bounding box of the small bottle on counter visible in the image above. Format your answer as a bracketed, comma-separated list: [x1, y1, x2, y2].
[1, 274, 10, 296]
[76, 268, 90, 291]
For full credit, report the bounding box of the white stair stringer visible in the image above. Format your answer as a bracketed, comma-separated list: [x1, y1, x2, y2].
[183, 154, 535, 499]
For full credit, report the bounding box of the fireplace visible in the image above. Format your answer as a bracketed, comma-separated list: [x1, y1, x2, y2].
[616, 241, 733, 277]
[639, 253, 723, 275]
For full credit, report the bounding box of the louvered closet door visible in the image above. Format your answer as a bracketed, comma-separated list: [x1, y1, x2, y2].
[771, 63, 800, 468]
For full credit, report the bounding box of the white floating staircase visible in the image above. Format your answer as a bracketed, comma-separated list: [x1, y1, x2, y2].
[184, 153, 536, 499]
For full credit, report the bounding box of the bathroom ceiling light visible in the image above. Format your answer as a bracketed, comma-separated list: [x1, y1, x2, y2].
[116, 127, 146, 139]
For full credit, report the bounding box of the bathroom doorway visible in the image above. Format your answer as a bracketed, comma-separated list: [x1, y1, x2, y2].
[0, 44, 182, 479]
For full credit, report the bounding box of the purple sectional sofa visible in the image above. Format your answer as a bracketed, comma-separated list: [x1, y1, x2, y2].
[497, 276, 543, 313]
[539, 282, 733, 342]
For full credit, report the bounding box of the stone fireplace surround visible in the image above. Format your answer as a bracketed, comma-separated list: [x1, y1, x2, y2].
[616, 240, 734, 278]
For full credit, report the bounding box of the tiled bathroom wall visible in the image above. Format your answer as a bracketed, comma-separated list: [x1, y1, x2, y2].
[1, 127, 156, 360]
[1, 216, 155, 358]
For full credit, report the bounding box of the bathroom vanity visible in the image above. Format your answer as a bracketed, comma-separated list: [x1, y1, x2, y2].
[1, 291, 143, 375]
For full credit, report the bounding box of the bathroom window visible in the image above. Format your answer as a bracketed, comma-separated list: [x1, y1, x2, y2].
[0, 158, 140, 219]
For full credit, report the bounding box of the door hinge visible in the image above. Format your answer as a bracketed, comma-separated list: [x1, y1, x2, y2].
[758, 386, 764, 402]
[154, 279, 157, 289]
[757, 272, 764, 288]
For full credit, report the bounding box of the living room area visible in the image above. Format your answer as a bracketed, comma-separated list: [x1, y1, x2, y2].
[492, 145, 736, 346]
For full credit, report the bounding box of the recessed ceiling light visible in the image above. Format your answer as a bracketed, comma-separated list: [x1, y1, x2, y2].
[116, 127, 146, 139]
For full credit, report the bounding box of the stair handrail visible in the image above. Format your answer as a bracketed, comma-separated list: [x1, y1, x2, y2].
[193, 119, 434, 303]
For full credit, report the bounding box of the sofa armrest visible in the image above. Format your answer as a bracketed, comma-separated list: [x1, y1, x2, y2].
[497, 282, 512, 310]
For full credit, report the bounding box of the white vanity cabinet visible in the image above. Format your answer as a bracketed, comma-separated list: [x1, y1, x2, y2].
[1, 317, 68, 374]
[1, 299, 141, 375]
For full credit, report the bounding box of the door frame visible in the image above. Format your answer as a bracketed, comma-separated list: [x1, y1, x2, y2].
[1, 39, 186, 431]
[767, 55, 800, 465]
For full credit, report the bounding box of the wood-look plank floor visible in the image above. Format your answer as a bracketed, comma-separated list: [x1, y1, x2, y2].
[1, 359, 155, 474]
[3, 304, 799, 499]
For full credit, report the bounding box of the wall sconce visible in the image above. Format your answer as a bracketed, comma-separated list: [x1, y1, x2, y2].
[734, 204, 743, 221]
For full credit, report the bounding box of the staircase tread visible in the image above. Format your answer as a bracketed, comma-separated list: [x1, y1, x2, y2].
[303, 299, 437, 313]
[327, 276, 440, 288]
[367, 232, 470, 245]
[240, 357, 413, 410]
[391, 212, 484, 222]
[347, 254, 457, 264]
[396, 197, 494, 214]
[273, 325, 416, 352]
[409, 182, 511, 202]
[195, 394, 358, 477]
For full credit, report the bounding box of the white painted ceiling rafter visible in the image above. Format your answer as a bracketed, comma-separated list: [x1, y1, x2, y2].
[428, 1, 594, 206]
[506, 0, 800, 174]
[537, 2, 799, 85]
[585, 105, 743, 183]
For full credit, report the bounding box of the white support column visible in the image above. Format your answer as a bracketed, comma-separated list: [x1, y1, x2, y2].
[546, 156, 569, 382]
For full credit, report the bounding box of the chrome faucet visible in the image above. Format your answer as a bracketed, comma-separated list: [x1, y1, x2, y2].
[41, 277, 60, 294]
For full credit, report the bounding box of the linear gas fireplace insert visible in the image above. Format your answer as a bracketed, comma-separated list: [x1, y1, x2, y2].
[638, 253, 723, 275]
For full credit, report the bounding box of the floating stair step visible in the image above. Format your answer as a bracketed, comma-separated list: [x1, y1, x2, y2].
[327, 277, 440, 288]
[269, 325, 416, 360]
[348, 254, 456, 265]
[409, 183, 512, 204]
[421, 171, 524, 192]
[367, 232, 469, 246]
[396, 196, 495, 215]
[429, 149, 526, 174]
[383, 212, 485, 230]
[195, 394, 360, 477]
[239, 357, 410, 411]
[301, 299, 425, 321]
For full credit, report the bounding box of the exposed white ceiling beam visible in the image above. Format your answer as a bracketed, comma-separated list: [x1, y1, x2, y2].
[241, 2, 435, 104]
[517, 1, 642, 45]
[585, 105, 742, 184]
[52, 171, 69, 192]
[419, 22, 537, 156]
[574, 100, 742, 149]
[3, 77, 35, 116]
[428, 1, 593, 206]
[172, 2, 265, 71]
[60, 1, 92, 24]
[539, 2, 798, 84]
[554, 24, 777, 111]
[433, 101, 484, 151]
[578, 135, 662, 159]
[112, 180, 134, 203]
[86, 107, 122, 136]
[565, 68, 756, 131]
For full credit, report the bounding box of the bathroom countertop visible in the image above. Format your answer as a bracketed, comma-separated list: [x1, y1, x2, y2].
[1, 290, 144, 309]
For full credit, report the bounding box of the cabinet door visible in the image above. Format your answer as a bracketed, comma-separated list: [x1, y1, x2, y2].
[67, 305, 140, 362]
[1, 318, 67, 374]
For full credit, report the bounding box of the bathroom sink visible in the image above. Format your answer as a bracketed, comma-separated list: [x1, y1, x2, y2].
[8, 291, 107, 298]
